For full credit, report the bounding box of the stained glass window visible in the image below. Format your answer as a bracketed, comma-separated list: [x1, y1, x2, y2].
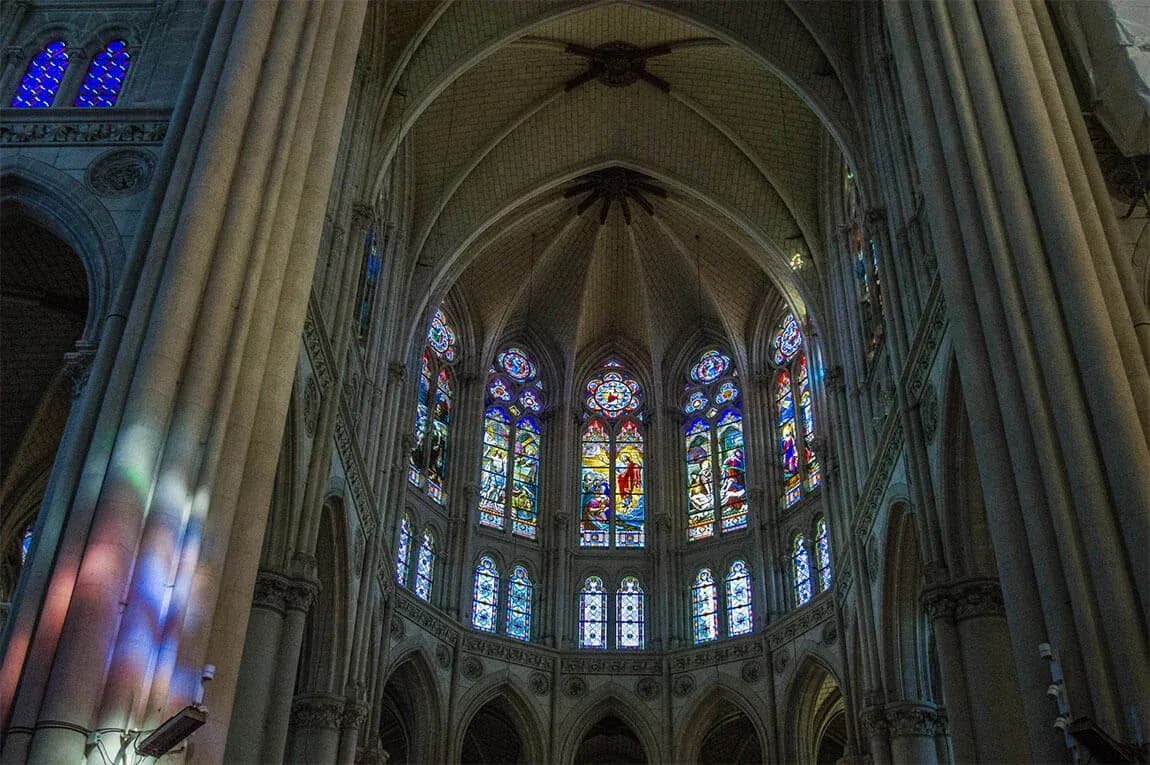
[725, 561, 754, 636]
[772, 315, 819, 508]
[355, 225, 382, 343]
[414, 530, 435, 602]
[793, 534, 812, 606]
[11, 40, 68, 108]
[506, 566, 532, 641]
[20, 526, 33, 565]
[395, 515, 412, 586]
[471, 556, 499, 633]
[683, 349, 747, 540]
[579, 362, 645, 548]
[74, 39, 130, 107]
[845, 167, 883, 356]
[478, 347, 544, 538]
[815, 517, 833, 592]
[579, 576, 607, 649]
[616, 577, 645, 649]
[692, 569, 719, 644]
[410, 308, 457, 503]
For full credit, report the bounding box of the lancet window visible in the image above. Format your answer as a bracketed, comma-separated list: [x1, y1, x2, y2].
[355, 225, 382, 343]
[394, 514, 413, 586]
[506, 566, 533, 641]
[845, 167, 883, 357]
[414, 530, 435, 602]
[74, 39, 131, 107]
[815, 516, 833, 592]
[616, 577, 645, 649]
[691, 568, 720, 644]
[12, 40, 68, 108]
[725, 560, 754, 637]
[771, 313, 821, 508]
[478, 346, 545, 539]
[579, 362, 645, 548]
[579, 576, 607, 649]
[682, 349, 748, 541]
[793, 533, 813, 607]
[471, 556, 499, 633]
[409, 308, 458, 504]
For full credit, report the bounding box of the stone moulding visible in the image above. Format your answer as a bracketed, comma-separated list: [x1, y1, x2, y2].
[765, 596, 834, 650]
[394, 592, 459, 646]
[670, 638, 764, 673]
[460, 635, 551, 670]
[0, 108, 171, 145]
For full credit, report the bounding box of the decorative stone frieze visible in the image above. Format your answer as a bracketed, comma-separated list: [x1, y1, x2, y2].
[290, 694, 344, 730]
[529, 671, 551, 696]
[85, 148, 155, 196]
[303, 376, 320, 437]
[922, 578, 1005, 622]
[560, 656, 659, 675]
[461, 635, 550, 670]
[671, 639, 763, 672]
[885, 703, 947, 737]
[917, 384, 939, 442]
[302, 303, 335, 389]
[901, 279, 947, 400]
[765, 597, 834, 649]
[851, 418, 906, 541]
[393, 594, 459, 645]
[0, 118, 169, 146]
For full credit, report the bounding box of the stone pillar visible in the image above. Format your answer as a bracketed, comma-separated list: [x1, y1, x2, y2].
[885, 702, 945, 764]
[921, 585, 975, 763]
[261, 575, 319, 763]
[859, 702, 891, 765]
[337, 695, 369, 765]
[286, 693, 345, 764]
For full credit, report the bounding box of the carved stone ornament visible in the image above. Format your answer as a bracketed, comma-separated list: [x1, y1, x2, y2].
[341, 700, 369, 730]
[290, 694, 344, 730]
[461, 655, 484, 680]
[529, 671, 551, 696]
[303, 376, 320, 437]
[923, 578, 1005, 622]
[635, 677, 660, 700]
[671, 674, 695, 698]
[822, 621, 838, 646]
[252, 571, 290, 612]
[918, 384, 939, 442]
[86, 148, 155, 196]
[284, 578, 319, 613]
[773, 649, 789, 676]
[740, 661, 763, 684]
[563, 677, 588, 698]
[436, 644, 452, 670]
[885, 703, 948, 737]
[389, 617, 405, 640]
[859, 706, 889, 739]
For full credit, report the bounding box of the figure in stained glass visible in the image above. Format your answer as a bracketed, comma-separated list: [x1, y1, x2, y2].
[717, 411, 748, 531]
[793, 534, 812, 606]
[614, 420, 645, 547]
[411, 308, 458, 501]
[772, 314, 820, 508]
[580, 420, 612, 547]
[479, 408, 510, 528]
[692, 569, 720, 644]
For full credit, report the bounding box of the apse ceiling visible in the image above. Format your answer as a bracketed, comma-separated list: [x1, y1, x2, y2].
[367, 0, 858, 368]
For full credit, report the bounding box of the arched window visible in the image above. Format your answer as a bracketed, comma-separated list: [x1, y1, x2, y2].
[506, 565, 532, 641]
[793, 533, 813, 607]
[11, 40, 68, 108]
[414, 530, 435, 602]
[74, 39, 131, 107]
[815, 517, 833, 592]
[682, 349, 748, 540]
[725, 560, 754, 637]
[471, 556, 499, 633]
[616, 577, 645, 649]
[394, 514, 413, 586]
[771, 314, 821, 508]
[409, 308, 458, 504]
[355, 224, 382, 343]
[579, 576, 607, 649]
[692, 569, 719, 644]
[478, 347, 545, 539]
[579, 362, 645, 548]
[845, 167, 883, 357]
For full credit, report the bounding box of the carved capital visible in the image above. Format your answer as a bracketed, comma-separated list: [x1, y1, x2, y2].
[921, 578, 1004, 623]
[341, 699, 369, 730]
[885, 703, 947, 737]
[859, 706, 888, 739]
[290, 694, 344, 730]
[285, 577, 320, 612]
[252, 571, 290, 612]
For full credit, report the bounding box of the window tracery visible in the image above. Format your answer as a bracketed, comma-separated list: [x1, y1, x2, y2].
[692, 568, 719, 644]
[12, 40, 68, 108]
[409, 308, 458, 504]
[815, 516, 833, 592]
[616, 577, 645, 649]
[579, 576, 607, 649]
[793, 533, 813, 607]
[725, 560, 754, 637]
[471, 556, 499, 633]
[394, 514, 412, 586]
[414, 530, 435, 602]
[74, 39, 131, 107]
[506, 565, 533, 641]
[772, 314, 821, 508]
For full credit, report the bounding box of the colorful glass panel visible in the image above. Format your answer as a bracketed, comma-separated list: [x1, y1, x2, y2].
[497, 347, 537, 381]
[488, 377, 512, 402]
[585, 370, 641, 419]
[428, 308, 457, 361]
[507, 566, 532, 641]
[684, 390, 707, 414]
[772, 313, 802, 367]
[579, 420, 611, 547]
[74, 39, 130, 107]
[692, 569, 719, 644]
[717, 410, 748, 532]
[776, 370, 801, 508]
[797, 352, 821, 492]
[715, 381, 739, 404]
[410, 351, 432, 485]
[21, 526, 33, 565]
[616, 577, 644, 649]
[518, 387, 543, 412]
[579, 577, 606, 649]
[685, 418, 716, 541]
[793, 534, 812, 606]
[415, 531, 435, 601]
[816, 518, 833, 592]
[471, 557, 499, 633]
[356, 227, 381, 342]
[614, 419, 645, 548]
[690, 349, 731, 384]
[725, 560, 754, 636]
[12, 41, 68, 108]
[426, 369, 452, 503]
[512, 417, 541, 539]
[395, 515, 412, 586]
[479, 407, 510, 529]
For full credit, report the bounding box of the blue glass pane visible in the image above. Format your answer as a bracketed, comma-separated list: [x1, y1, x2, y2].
[74, 40, 130, 107]
[471, 557, 499, 633]
[21, 526, 34, 564]
[394, 516, 412, 586]
[415, 532, 434, 602]
[816, 518, 833, 592]
[579, 577, 606, 649]
[692, 569, 719, 644]
[725, 561, 754, 636]
[12, 41, 68, 108]
[793, 535, 812, 606]
[616, 577, 644, 649]
[506, 566, 532, 641]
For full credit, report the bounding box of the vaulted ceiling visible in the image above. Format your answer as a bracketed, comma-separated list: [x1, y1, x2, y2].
[365, 0, 862, 371]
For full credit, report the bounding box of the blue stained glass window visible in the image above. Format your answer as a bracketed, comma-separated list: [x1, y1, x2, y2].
[74, 39, 130, 107]
[506, 566, 532, 641]
[12, 40, 68, 108]
[414, 530, 435, 602]
[692, 569, 719, 644]
[725, 561, 754, 636]
[579, 576, 606, 649]
[395, 515, 412, 586]
[793, 534, 812, 606]
[616, 577, 644, 649]
[471, 556, 499, 633]
[356, 225, 382, 343]
[21, 526, 34, 565]
[411, 307, 458, 502]
[816, 517, 833, 592]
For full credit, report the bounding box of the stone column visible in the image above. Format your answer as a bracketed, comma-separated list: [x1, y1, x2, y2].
[859, 702, 891, 765]
[337, 695, 368, 765]
[920, 585, 975, 763]
[286, 693, 345, 764]
[261, 575, 320, 763]
[885, 702, 945, 764]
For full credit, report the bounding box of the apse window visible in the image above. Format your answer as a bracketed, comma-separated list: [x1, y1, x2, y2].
[11, 40, 68, 108]
[74, 39, 131, 107]
[772, 313, 821, 508]
[409, 308, 457, 504]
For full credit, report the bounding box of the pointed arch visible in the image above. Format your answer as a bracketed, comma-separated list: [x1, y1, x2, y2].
[557, 689, 664, 765]
[379, 649, 444, 764]
[783, 654, 848, 765]
[675, 685, 768, 764]
[452, 680, 548, 764]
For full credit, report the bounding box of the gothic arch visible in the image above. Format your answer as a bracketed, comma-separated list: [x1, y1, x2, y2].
[674, 684, 768, 763]
[296, 499, 352, 695]
[880, 503, 933, 703]
[377, 649, 444, 764]
[558, 687, 664, 764]
[784, 653, 848, 764]
[452, 680, 548, 763]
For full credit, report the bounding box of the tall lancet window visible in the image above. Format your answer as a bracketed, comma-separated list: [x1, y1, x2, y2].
[682, 349, 748, 541]
[12, 40, 68, 108]
[74, 39, 131, 107]
[692, 568, 719, 644]
[725, 560, 754, 636]
[579, 361, 646, 548]
[771, 313, 821, 508]
[355, 224, 382, 343]
[845, 167, 883, 357]
[815, 516, 833, 592]
[471, 556, 500, 633]
[579, 576, 607, 649]
[395, 514, 413, 586]
[409, 308, 458, 504]
[414, 530, 436, 602]
[793, 533, 813, 607]
[506, 565, 533, 641]
[478, 347, 545, 539]
[616, 577, 645, 649]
